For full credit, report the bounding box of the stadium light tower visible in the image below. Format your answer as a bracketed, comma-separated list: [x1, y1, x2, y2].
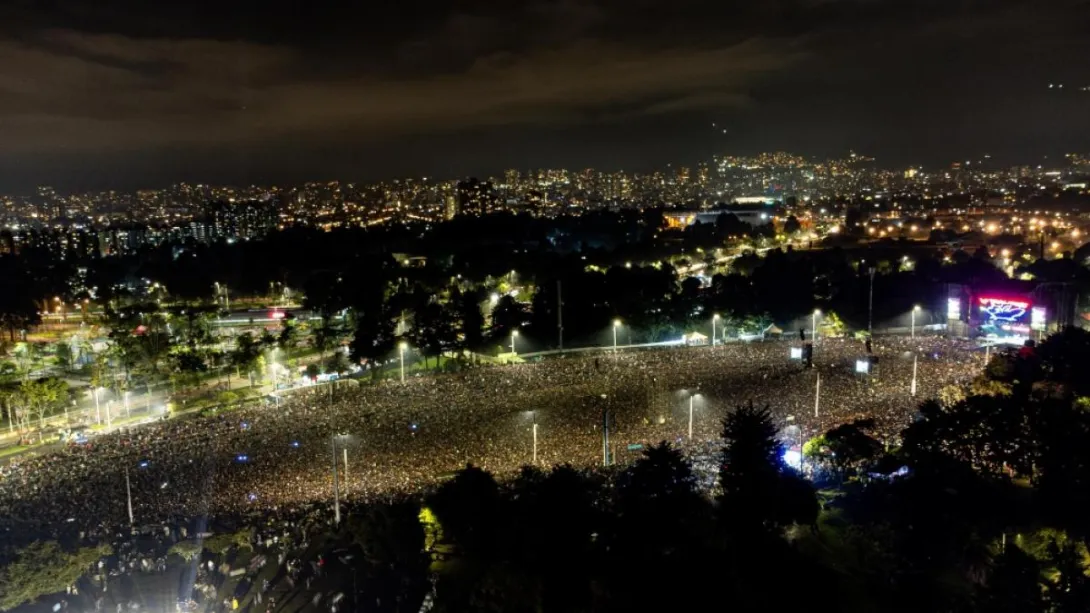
[613, 319, 621, 353]
[911, 305, 921, 339]
[712, 314, 720, 346]
[511, 329, 519, 355]
[812, 309, 821, 343]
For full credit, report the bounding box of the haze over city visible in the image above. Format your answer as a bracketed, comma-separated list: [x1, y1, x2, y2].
[1, 0, 1088, 190]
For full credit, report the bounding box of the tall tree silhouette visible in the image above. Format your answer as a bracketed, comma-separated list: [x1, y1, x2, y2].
[719, 403, 817, 535]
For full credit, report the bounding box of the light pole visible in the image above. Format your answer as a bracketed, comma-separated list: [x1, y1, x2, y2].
[813, 373, 821, 419]
[911, 305, 920, 339]
[601, 394, 610, 467]
[531, 411, 538, 465]
[125, 468, 134, 526]
[712, 314, 720, 346]
[511, 329, 519, 355]
[93, 387, 101, 425]
[612, 319, 621, 353]
[331, 434, 341, 526]
[602, 407, 610, 467]
[868, 267, 876, 337]
[124, 390, 130, 418]
[812, 309, 821, 344]
[911, 353, 918, 397]
[399, 341, 407, 384]
[688, 392, 699, 440]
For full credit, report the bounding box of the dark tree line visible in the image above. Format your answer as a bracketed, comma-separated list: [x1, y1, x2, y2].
[3, 211, 1087, 358]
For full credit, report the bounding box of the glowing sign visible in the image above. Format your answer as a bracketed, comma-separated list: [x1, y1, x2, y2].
[789, 347, 803, 359]
[979, 297, 1029, 323]
[1031, 307, 1047, 331]
[855, 359, 871, 374]
[947, 298, 961, 320]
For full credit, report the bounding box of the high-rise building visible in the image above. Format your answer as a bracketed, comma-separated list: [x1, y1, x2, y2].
[456, 178, 500, 216]
[202, 199, 279, 240]
[445, 193, 458, 220]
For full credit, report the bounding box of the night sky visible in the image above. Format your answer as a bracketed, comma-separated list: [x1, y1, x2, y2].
[0, 0, 1087, 191]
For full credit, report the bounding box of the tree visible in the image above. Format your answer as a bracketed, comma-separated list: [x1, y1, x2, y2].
[88, 352, 109, 403]
[613, 443, 709, 558]
[427, 464, 503, 557]
[313, 316, 346, 363]
[456, 289, 485, 353]
[901, 396, 1036, 478]
[489, 295, 529, 340]
[0, 257, 41, 342]
[0, 541, 112, 611]
[53, 342, 73, 372]
[812, 418, 884, 477]
[346, 500, 430, 607]
[170, 350, 208, 380]
[0, 388, 17, 435]
[277, 319, 299, 350]
[972, 545, 1046, 613]
[230, 332, 262, 384]
[1037, 327, 1090, 397]
[410, 301, 457, 369]
[325, 351, 351, 375]
[508, 465, 601, 570]
[19, 378, 68, 431]
[349, 307, 397, 368]
[719, 404, 818, 534]
[1045, 540, 1090, 613]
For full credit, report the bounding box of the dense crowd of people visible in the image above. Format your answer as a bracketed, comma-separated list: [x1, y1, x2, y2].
[0, 337, 982, 540]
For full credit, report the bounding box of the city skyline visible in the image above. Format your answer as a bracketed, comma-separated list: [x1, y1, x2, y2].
[0, 0, 1087, 191]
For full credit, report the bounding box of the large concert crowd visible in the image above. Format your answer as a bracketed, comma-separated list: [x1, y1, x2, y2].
[0, 337, 982, 540]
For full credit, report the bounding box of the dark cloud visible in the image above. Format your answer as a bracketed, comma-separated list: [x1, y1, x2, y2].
[0, 0, 1086, 189]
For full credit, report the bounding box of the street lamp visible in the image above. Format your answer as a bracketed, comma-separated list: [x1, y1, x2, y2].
[612, 319, 621, 353]
[531, 410, 538, 465]
[511, 329, 519, 355]
[331, 434, 342, 525]
[911, 353, 918, 397]
[812, 309, 821, 344]
[687, 391, 700, 440]
[911, 305, 921, 339]
[399, 342, 407, 384]
[712, 314, 720, 346]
